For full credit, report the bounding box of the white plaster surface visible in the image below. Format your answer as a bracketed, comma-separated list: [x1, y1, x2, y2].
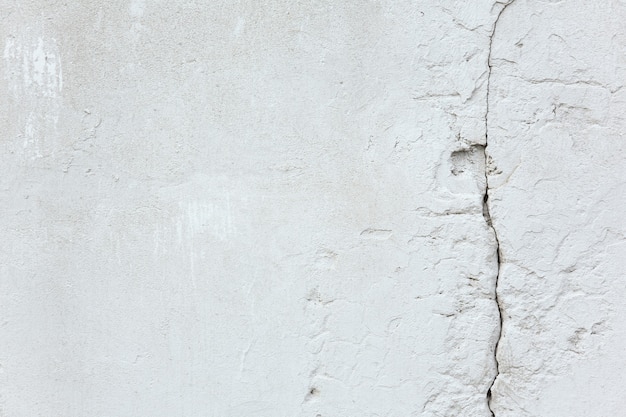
[0, 1, 623, 416]
[487, 1, 626, 415]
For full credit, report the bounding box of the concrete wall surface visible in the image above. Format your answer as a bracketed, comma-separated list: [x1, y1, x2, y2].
[1, 1, 624, 416]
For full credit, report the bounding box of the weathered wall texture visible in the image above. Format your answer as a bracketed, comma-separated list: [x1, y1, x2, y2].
[0, 1, 623, 416]
[488, 1, 626, 416]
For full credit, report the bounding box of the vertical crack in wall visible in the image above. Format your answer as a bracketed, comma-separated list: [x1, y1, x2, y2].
[483, 1, 515, 415]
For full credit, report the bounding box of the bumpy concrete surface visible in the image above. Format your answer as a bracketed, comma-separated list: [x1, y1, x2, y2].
[0, 1, 623, 416]
[488, 1, 626, 416]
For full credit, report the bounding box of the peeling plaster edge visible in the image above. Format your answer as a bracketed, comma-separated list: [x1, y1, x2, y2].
[484, 1, 516, 415]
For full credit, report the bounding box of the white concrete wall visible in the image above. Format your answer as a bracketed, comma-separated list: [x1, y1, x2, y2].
[488, 1, 626, 415]
[0, 1, 624, 416]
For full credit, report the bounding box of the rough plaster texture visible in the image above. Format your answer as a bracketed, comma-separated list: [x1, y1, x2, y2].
[0, 1, 623, 416]
[487, 1, 626, 415]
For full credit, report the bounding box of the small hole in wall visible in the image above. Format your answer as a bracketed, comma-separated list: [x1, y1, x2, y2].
[304, 387, 320, 403]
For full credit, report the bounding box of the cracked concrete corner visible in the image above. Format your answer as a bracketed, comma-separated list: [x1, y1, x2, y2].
[484, 0, 516, 414]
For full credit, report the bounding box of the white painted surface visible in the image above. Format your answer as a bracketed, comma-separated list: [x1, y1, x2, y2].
[0, 1, 623, 416]
[488, 1, 626, 415]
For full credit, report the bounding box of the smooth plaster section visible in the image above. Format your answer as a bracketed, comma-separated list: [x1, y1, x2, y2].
[0, 2, 501, 416]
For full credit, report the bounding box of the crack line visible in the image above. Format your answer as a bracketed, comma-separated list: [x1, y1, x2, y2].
[484, 1, 516, 415]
